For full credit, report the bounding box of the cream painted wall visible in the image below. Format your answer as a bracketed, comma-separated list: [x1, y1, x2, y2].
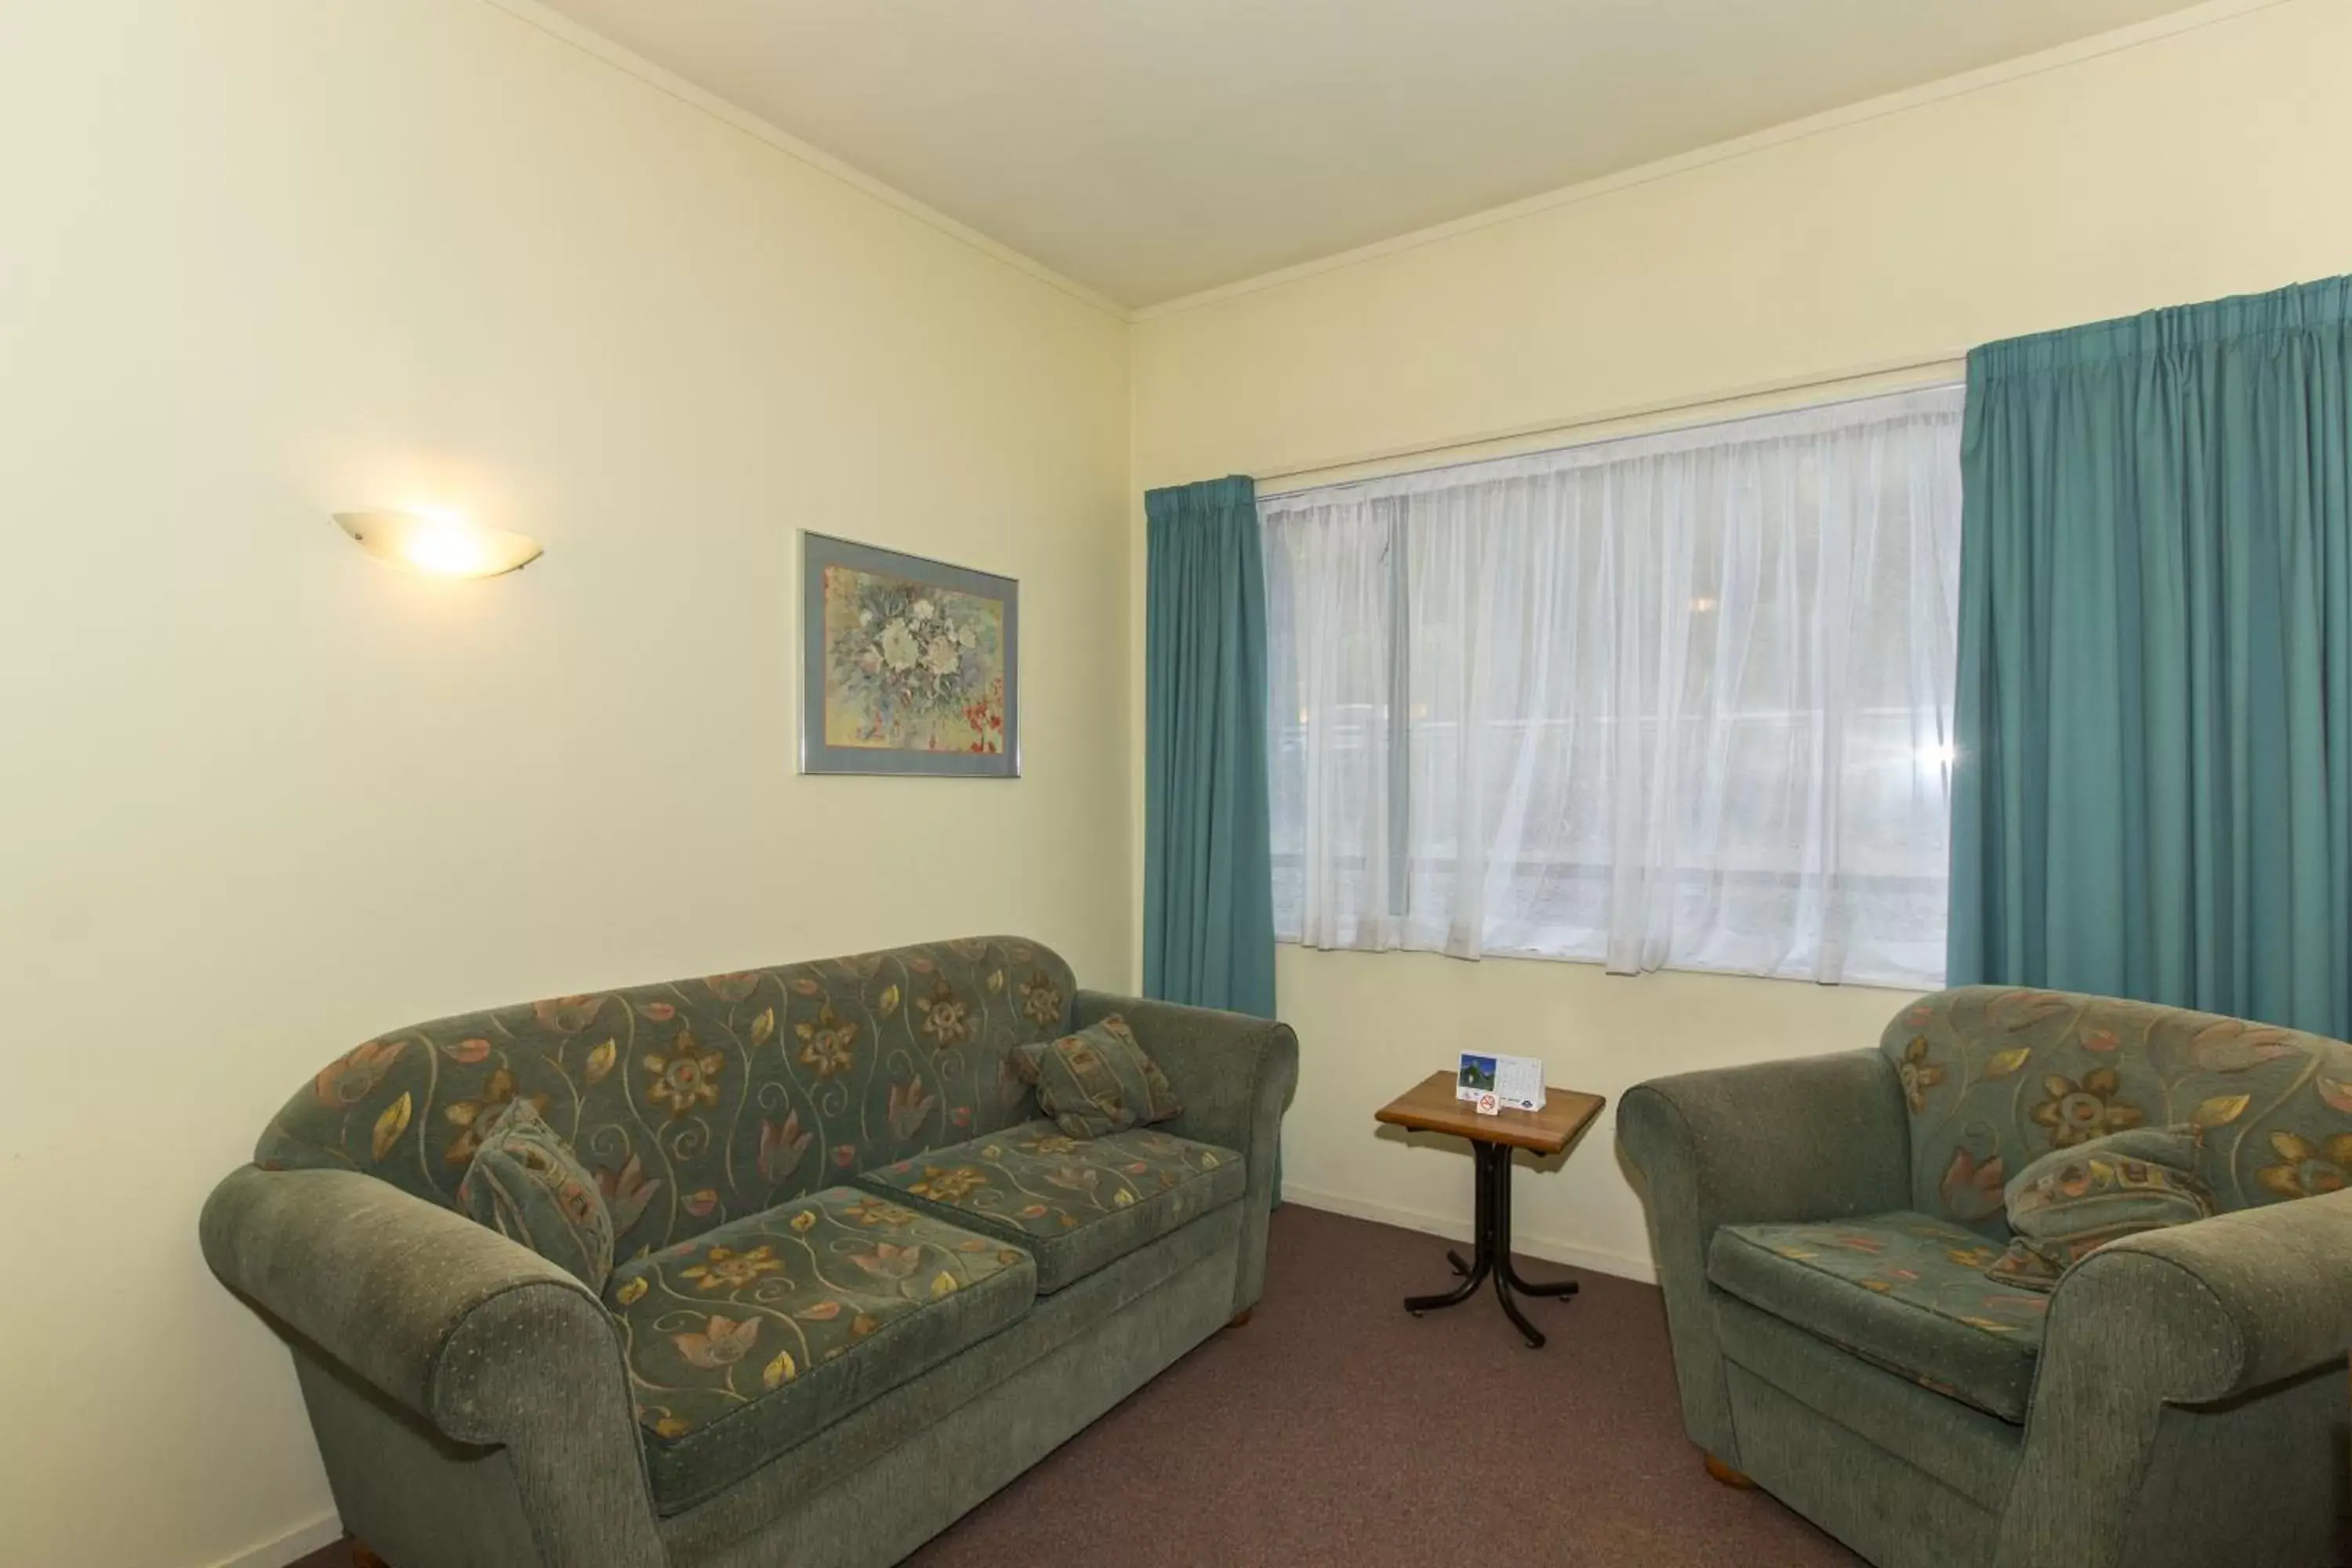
[9, 0, 2352, 1563]
[1131, 0, 2352, 1283]
[0, 3, 1127, 1566]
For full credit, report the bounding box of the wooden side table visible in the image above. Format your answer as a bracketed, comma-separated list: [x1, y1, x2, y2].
[1374, 1070, 1606, 1348]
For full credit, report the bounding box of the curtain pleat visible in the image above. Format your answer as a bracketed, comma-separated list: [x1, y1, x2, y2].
[1143, 476, 1278, 1021]
[1949, 275, 2352, 1036]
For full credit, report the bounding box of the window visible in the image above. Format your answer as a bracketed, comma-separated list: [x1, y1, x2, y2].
[1262, 385, 1964, 989]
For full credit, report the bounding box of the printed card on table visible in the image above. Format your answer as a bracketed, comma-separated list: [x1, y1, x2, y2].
[1457, 1051, 1546, 1113]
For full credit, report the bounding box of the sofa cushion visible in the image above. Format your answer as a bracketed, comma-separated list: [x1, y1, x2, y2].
[1985, 1125, 2215, 1290]
[1708, 1211, 2047, 1423]
[854, 1121, 1245, 1293]
[454, 1102, 614, 1287]
[1012, 1014, 1183, 1138]
[655, 1203, 1246, 1544]
[604, 1186, 1036, 1509]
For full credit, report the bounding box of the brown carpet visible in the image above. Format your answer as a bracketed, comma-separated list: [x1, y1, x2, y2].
[295, 1203, 1859, 1567]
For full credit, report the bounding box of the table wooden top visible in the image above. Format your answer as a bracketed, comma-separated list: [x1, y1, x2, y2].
[1374, 1070, 1606, 1155]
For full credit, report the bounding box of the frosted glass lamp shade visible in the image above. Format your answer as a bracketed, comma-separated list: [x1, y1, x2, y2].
[334, 510, 543, 578]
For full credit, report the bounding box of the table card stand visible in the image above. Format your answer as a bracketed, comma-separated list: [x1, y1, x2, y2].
[1457, 1051, 1547, 1112]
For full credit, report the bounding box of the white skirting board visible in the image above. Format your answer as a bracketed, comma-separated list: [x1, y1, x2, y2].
[1279, 1186, 1658, 1285]
[203, 1511, 343, 1568]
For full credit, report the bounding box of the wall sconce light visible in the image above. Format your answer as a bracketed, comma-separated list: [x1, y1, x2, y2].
[333, 507, 543, 579]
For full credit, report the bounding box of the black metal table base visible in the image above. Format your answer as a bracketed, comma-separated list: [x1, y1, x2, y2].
[1403, 1139, 1579, 1348]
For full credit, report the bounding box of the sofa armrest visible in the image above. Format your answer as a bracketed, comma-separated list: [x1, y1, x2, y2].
[201, 1165, 665, 1565]
[1998, 1189, 2352, 1568]
[2088, 1188, 2352, 1396]
[1617, 1050, 1911, 1463]
[1072, 990, 1298, 1314]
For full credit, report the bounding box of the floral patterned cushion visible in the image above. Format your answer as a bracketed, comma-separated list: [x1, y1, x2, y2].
[254, 938, 1075, 1261]
[1011, 1014, 1181, 1139]
[454, 1102, 614, 1288]
[1709, 1211, 2048, 1422]
[1881, 988, 2352, 1236]
[854, 1121, 1245, 1293]
[604, 1185, 1036, 1513]
[1983, 1126, 2215, 1292]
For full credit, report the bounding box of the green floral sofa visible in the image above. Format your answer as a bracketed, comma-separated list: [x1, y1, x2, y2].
[1620, 987, 2352, 1568]
[200, 936, 1296, 1567]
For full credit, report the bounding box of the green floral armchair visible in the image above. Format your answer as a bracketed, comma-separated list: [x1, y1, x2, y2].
[201, 936, 1297, 1567]
[1621, 986, 2352, 1568]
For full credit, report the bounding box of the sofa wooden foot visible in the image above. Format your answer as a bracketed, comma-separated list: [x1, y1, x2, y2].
[1228, 1308, 1252, 1328]
[1703, 1454, 1756, 1490]
[350, 1544, 389, 1568]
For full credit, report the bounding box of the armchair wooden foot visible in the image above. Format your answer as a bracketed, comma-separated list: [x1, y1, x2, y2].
[1228, 1308, 1253, 1327]
[1704, 1454, 1756, 1490]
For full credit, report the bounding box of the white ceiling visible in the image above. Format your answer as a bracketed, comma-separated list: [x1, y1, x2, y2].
[535, 0, 2210, 309]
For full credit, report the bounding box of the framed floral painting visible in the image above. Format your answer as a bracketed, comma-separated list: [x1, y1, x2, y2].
[800, 532, 1018, 777]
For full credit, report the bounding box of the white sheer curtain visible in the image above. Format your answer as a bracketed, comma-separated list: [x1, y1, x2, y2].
[1261, 384, 1964, 989]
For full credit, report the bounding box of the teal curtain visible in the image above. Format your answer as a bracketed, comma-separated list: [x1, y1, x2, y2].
[1143, 475, 1277, 1025]
[1950, 276, 2352, 1035]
